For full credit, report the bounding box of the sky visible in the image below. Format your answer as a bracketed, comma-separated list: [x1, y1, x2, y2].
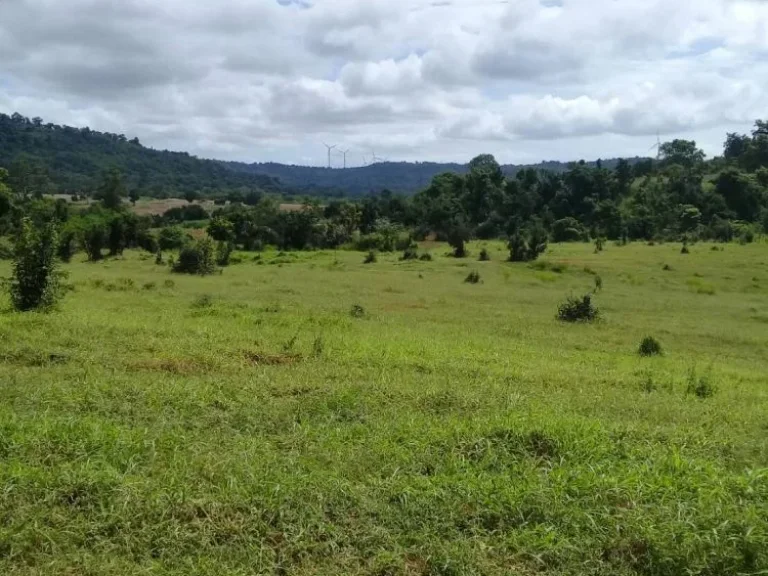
[0, 0, 766, 167]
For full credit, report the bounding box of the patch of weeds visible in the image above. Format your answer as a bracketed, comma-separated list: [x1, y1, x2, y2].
[530, 261, 568, 274]
[350, 304, 366, 318]
[282, 333, 299, 352]
[638, 336, 663, 357]
[243, 350, 301, 366]
[557, 294, 599, 323]
[534, 271, 558, 283]
[711, 245, 720, 251]
[686, 369, 715, 399]
[681, 241, 690, 254]
[312, 336, 325, 358]
[640, 373, 658, 393]
[419, 252, 433, 261]
[594, 275, 603, 292]
[91, 279, 105, 289]
[478, 248, 490, 261]
[142, 282, 157, 291]
[662, 264, 672, 271]
[1, 348, 70, 367]
[464, 270, 481, 284]
[192, 294, 215, 309]
[163, 279, 175, 289]
[583, 266, 597, 276]
[364, 250, 377, 264]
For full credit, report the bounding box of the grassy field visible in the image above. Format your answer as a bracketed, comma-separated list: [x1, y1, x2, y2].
[1, 241, 767, 575]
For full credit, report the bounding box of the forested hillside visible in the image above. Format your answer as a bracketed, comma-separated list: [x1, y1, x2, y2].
[0, 113, 281, 198]
[1, 112, 643, 198]
[224, 158, 641, 196]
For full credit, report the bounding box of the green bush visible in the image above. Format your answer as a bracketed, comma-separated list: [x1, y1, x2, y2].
[464, 270, 481, 284]
[638, 336, 663, 357]
[400, 243, 419, 261]
[509, 225, 548, 262]
[419, 252, 433, 261]
[363, 250, 377, 264]
[216, 241, 233, 266]
[686, 370, 715, 399]
[350, 304, 366, 318]
[9, 218, 64, 312]
[79, 215, 108, 261]
[158, 226, 189, 251]
[173, 238, 216, 276]
[557, 294, 599, 323]
[479, 248, 490, 261]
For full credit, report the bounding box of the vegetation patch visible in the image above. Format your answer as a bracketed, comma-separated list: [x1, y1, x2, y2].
[557, 294, 600, 322]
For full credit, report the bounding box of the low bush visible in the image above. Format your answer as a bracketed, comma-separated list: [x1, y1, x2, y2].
[686, 370, 715, 399]
[364, 250, 377, 264]
[9, 218, 65, 312]
[557, 294, 599, 323]
[173, 238, 216, 276]
[419, 252, 433, 261]
[479, 248, 490, 261]
[350, 304, 366, 318]
[400, 243, 419, 261]
[638, 336, 663, 357]
[464, 270, 481, 284]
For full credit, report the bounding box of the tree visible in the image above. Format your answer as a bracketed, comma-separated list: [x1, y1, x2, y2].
[129, 188, 140, 205]
[173, 238, 216, 275]
[184, 190, 200, 204]
[97, 168, 125, 210]
[108, 214, 127, 256]
[207, 217, 235, 242]
[78, 214, 109, 261]
[9, 218, 63, 311]
[715, 169, 762, 221]
[659, 140, 705, 169]
[724, 133, 750, 160]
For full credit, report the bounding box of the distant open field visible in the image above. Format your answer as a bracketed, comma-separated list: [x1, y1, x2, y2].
[1, 241, 767, 575]
[132, 198, 305, 216]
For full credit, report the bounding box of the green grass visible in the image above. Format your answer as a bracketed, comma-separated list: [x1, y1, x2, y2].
[1, 242, 768, 575]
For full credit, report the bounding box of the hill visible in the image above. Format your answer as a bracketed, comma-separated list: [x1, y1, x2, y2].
[0, 112, 281, 198]
[1, 112, 649, 199]
[224, 158, 646, 196]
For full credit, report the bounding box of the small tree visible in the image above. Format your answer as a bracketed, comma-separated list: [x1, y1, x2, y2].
[57, 227, 76, 263]
[108, 214, 127, 256]
[508, 225, 547, 262]
[80, 215, 109, 261]
[173, 238, 216, 275]
[216, 241, 233, 266]
[129, 189, 140, 206]
[207, 217, 234, 242]
[9, 218, 63, 311]
[184, 190, 200, 204]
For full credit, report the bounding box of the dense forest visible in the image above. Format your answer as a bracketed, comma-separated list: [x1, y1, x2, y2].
[0, 113, 281, 198]
[224, 158, 638, 196]
[1, 112, 640, 198]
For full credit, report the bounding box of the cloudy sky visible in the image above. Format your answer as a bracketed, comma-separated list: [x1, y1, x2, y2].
[0, 0, 766, 167]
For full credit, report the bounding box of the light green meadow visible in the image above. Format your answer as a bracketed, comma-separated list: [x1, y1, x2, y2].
[1, 241, 767, 575]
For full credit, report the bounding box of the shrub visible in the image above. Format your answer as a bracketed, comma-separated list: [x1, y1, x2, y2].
[638, 336, 663, 357]
[9, 218, 64, 312]
[681, 239, 690, 254]
[552, 217, 586, 242]
[686, 370, 715, 399]
[594, 237, 604, 253]
[740, 229, 755, 244]
[363, 250, 377, 264]
[557, 294, 599, 323]
[155, 250, 164, 265]
[419, 252, 433, 261]
[464, 270, 481, 284]
[663, 264, 672, 271]
[216, 241, 233, 267]
[509, 225, 547, 262]
[158, 226, 189, 251]
[400, 243, 419, 261]
[479, 248, 490, 261]
[0, 238, 13, 260]
[79, 215, 108, 261]
[594, 275, 603, 292]
[142, 282, 157, 291]
[173, 238, 216, 275]
[350, 304, 366, 318]
[57, 228, 76, 263]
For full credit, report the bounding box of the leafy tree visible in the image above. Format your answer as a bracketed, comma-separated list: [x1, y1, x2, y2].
[78, 214, 109, 261]
[207, 217, 235, 242]
[158, 226, 189, 251]
[97, 168, 125, 210]
[173, 238, 216, 275]
[108, 213, 127, 256]
[9, 217, 63, 311]
[660, 140, 705, 169]
[129, 188, 140, 205]
[715, 169, 761, 221]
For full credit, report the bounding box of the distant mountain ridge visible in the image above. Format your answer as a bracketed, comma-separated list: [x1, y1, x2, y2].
[224, 158, 647, 196]
[1, 112, 647, 198]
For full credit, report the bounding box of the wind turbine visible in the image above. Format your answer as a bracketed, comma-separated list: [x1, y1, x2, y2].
[648, 132, 662, 161]
[322, 142, 337, 169]
[337, 148, 351, 169]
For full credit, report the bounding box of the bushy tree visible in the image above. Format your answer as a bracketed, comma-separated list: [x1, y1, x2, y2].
[173, 238, 216, 275]
[508, 223, 548, 262]
[207, 216, 235, 242]
[158, 226, 189, 251]
[9, 218, 63, 311]
[78, 214, 109, 261]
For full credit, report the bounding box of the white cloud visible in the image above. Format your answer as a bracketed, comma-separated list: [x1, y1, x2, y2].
[0, 0, 766, 166]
